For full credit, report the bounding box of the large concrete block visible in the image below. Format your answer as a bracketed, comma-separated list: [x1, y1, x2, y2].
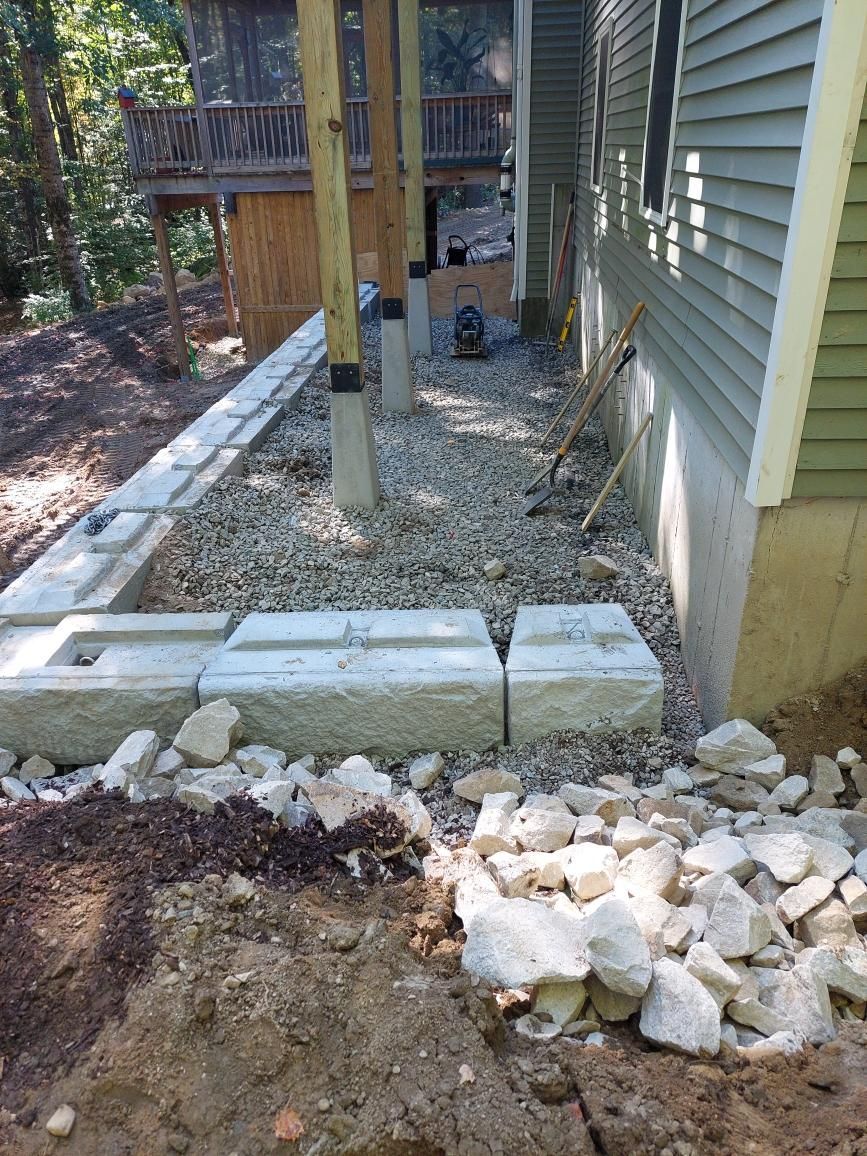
[199, 609, 504, 757]
[506, 604, 663, 744]
[170, 396, 284, 453]
[0, 613, 234, 763]
[0, 512, 175, 626]
[106, 444, 243, 512]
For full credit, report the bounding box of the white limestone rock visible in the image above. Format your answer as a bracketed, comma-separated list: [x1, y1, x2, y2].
[470, 804, 519, 857]
[737, 1030, 806, 1060]
[101, 729, 159, 782]
[532, 980, 587, 1026]
[855, 849, 867, 881]
[519, 851, 566, 890]
[850, 763, 867, 798]
[802, 946, 867, 1002]
[0, 748, 15, 777]
[558, 783, 635, 824]
[639, 958, 721, 1058]
[176, 784, 222, 813]
[683, 836, 757, 884]
[837, 747, 862, 771]
[662, 767, 694, 794]
[513, 1014, 560, 1040]
[585, 976, 642, 1021]
[1, 775, 35, 802]
[579, 898, 652, 996]
[560, 843, 619, 900]
[775, 876, 835, 925]
[398, 789, 432, 841]
[331, 761, 393, 797]
[461, 896, 589, 988]
[618, 841, 682, 901]
[809, 755, 845, 797]
[152, 748, 186, 778]
[742, 832, 814, 884]
[440, 848, 501, 929]
[409, 752, 445, 790]
[703, 876, 773, 958]
[800, 834, 853, 881]
[690, 766, 721, 788]
[483, 558, 507, 581]
[453, 766, 523, 803]
[629, 894, 693, 955]
[695, 720, 776, 773]
[19, 754, 55, 783]
[486, 852, 540, 898]
[754, 963, 835, 1045]
[173, 699, 243, 768]
[839, 874, 867, 918]
[711, 776, 770, 812]
[732, 811, 763, 836]
[99, 765, 128, 792]
[769, 775, 809, 811]
[577, 553, 619, 579]
[45, 1105, 76, 1138]
[799, 897, 860, 949]
[727, 997, 790, 1037]
[648, 813, 698, 848]
[750, 945, 785, 968]
[612, 816, 679, 857]
[744, 754, 787, 790]
[597, 773, 643, 803]
[572, 815, 606, 844]
[684, 942, 741, 1009]
[235, 744, 287, 777]
[510, 796, 577, 851]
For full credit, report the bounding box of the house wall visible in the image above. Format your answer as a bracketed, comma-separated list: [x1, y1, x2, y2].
[574, 0, 823, 483]
[520, 0, 583, 335]
[573, 0, 867, 725]
[792, 85, 867, 498]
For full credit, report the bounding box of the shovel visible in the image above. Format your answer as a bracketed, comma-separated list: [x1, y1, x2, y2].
[523, 344, 637, 514]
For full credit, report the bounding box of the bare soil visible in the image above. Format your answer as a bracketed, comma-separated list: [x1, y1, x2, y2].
[763, 665, 867, 776]
[1, 795, 865, 1156]
[0, 283, 247, 588]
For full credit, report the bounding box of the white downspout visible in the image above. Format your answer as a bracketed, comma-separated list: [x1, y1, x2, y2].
[511, 0, 533, 303]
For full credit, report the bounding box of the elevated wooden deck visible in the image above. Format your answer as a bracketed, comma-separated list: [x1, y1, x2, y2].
[123, 92, 510, 194]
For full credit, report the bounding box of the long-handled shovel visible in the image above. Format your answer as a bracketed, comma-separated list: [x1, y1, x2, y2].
[522, 300, 645, 515]
[523, 344, 636, 513]
[540, 328, 617, 448]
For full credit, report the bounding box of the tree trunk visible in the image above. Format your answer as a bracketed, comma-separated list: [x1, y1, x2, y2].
[18, 38, 91, 310]
[0, 26, 43, 287]
[47, 67, 85, 200]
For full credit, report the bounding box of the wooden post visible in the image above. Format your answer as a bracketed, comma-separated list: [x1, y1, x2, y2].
[297, 0, 380, 509]
[150, 208, 191, 381]
[208, 199, 238, 337]
[398, 0, 432, 356]
[363, 0, 415, 412]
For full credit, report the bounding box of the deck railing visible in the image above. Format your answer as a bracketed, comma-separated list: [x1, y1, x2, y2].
[123, 92, 511, 179]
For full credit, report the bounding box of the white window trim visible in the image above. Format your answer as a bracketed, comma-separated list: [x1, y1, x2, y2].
[640, 0, 688, 228]
[590, 18, 614, 195]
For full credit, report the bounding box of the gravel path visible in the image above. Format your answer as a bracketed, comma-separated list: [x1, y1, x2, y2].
[142, 316, 703, 773]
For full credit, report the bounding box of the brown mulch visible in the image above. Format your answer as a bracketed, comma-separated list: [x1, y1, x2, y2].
[0, 283, 247, 588]
[0, 792, 407, 1105]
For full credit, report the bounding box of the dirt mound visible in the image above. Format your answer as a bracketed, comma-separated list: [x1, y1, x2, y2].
[2, 793, 866, 1155]
[0, 792, 407, 1104]
[0, 283, 246, 586]
[763, 665, 867, 775]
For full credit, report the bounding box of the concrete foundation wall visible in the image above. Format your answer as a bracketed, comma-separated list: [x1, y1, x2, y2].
[580, 267, 867, 726]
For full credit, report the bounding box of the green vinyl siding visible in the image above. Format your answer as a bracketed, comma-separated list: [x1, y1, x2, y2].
[524, 0, 583, 297]
[793, 87, 867, 498]
[574, 0, 822, 482]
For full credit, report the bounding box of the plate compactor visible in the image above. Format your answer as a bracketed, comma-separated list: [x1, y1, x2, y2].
[452, 284, 488, 358]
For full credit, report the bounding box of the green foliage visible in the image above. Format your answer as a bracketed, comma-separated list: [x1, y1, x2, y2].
[21, 286, 72, 324]
[434, 20, 487, 91]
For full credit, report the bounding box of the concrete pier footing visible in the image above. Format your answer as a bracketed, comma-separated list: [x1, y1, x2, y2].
[407, 275, 433, 356]
[381, 315, 415, 413]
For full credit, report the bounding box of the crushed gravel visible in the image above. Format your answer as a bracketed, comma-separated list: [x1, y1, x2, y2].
[142, 314, 704, 816]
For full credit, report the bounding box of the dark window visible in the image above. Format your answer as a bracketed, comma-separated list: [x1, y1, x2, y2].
[642, 0, 686, 220]
[590, 21, 612, 192]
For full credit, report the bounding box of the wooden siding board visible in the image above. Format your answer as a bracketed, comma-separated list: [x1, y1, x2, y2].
[574, 0, 822, 483]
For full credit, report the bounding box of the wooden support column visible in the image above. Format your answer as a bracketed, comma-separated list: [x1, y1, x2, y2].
[297, 0, 380, 509]
[208, 200, 238, 337]
[150, 209, 191, 381]
[398, 0, 432, 356]
[363, 0, 415, 412]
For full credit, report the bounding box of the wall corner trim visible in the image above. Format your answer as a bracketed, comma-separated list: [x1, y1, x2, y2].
[745, 0, 867, 509]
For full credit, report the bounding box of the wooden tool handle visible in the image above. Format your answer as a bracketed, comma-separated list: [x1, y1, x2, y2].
[581, 412, 653, 532]
[559, 301, 645, 455]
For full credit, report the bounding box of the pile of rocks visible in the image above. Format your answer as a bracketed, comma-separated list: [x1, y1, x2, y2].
[0, 699, 432, 860]
[119, 268, 200, 306]
[431, 718, 867, 1059]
